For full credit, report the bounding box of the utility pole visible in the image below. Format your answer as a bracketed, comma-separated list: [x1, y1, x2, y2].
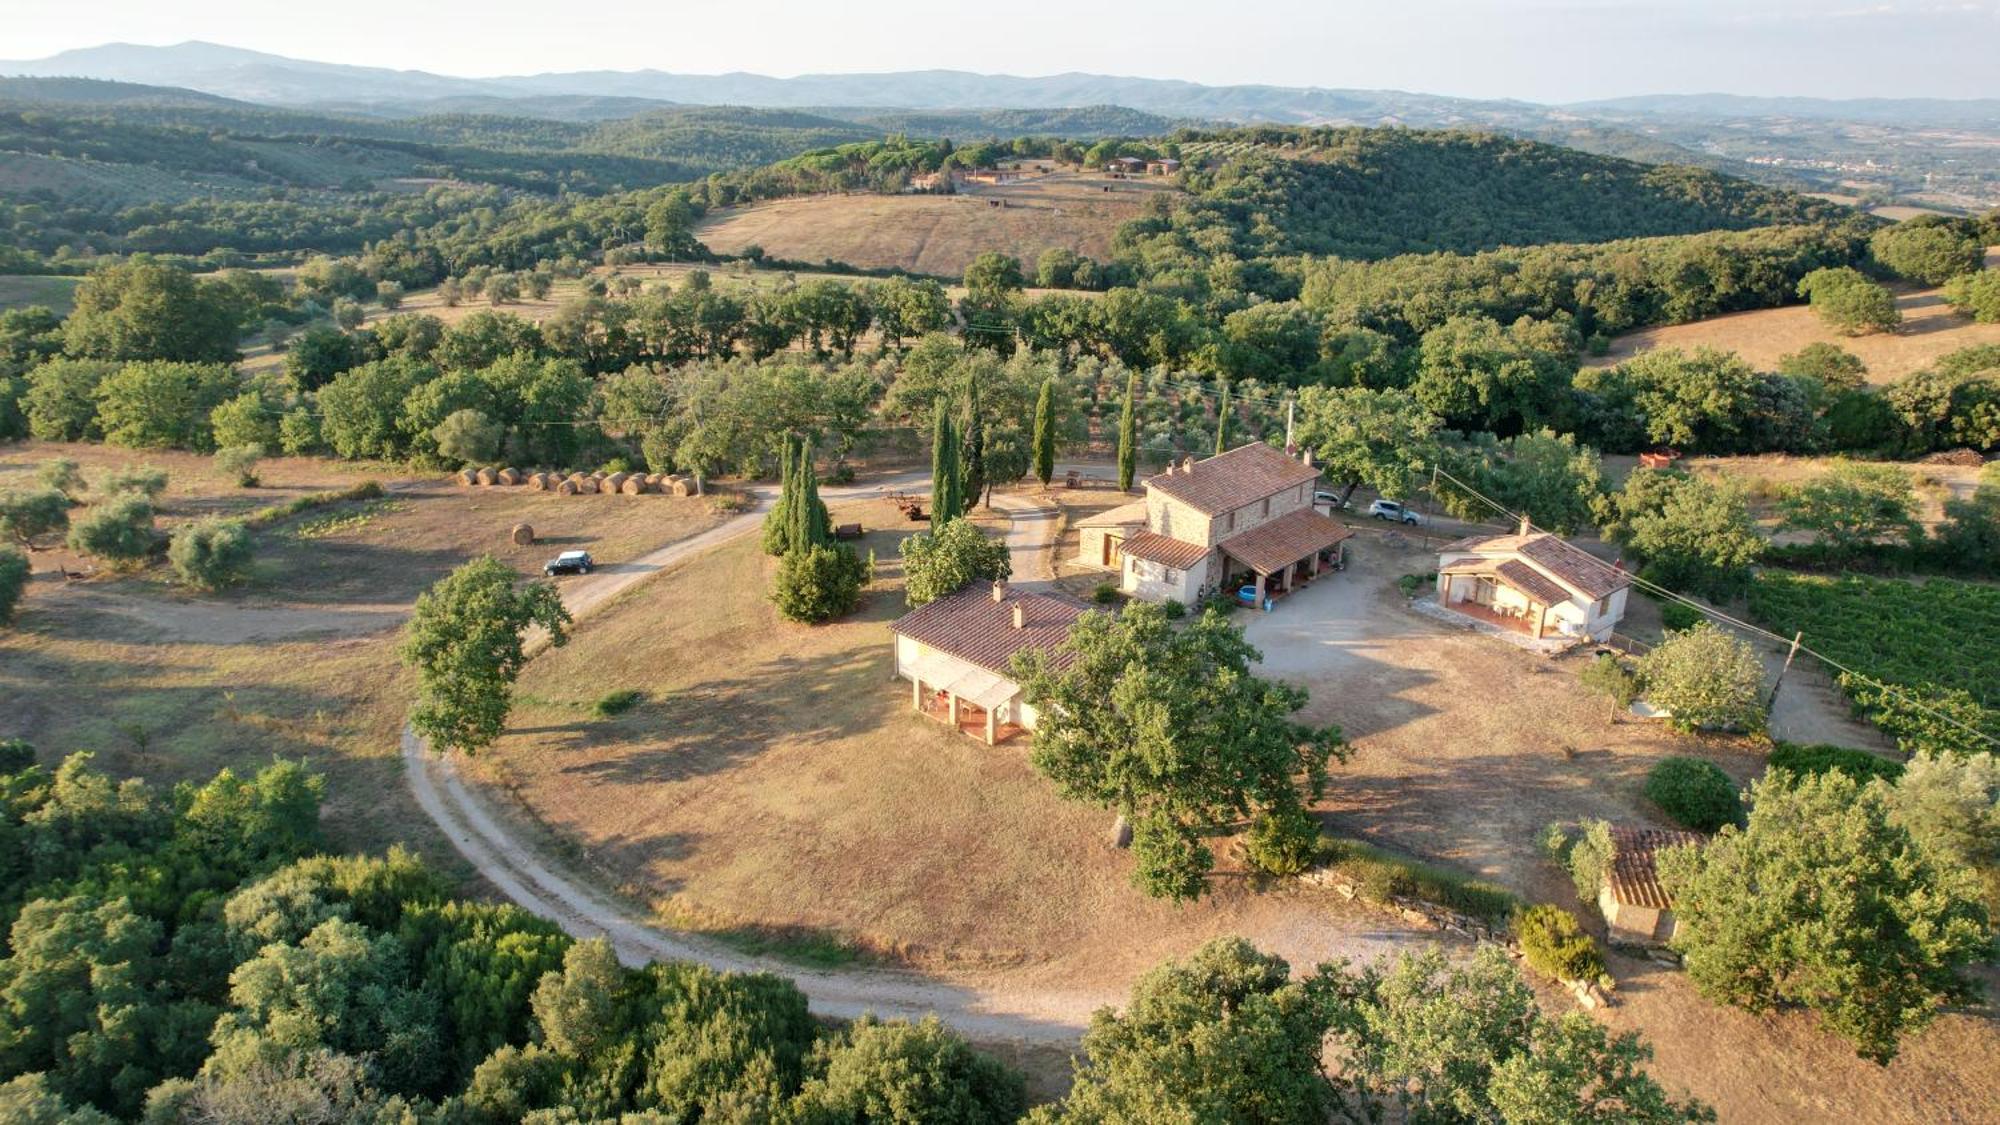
[1284, 397, 1296, 454]
[1422, 463, 1439, 550]
[1766, 631, 1804, 710]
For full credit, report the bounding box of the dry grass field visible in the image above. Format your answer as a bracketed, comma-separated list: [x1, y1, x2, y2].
[693, 172, 1176, 277]
[470, 497, 1430, 986]
[0, 273, 81, 315]
[1589, 248, 2000, 383]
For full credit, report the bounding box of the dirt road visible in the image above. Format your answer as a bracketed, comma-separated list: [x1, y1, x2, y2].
[404, 471, 1136, 1042]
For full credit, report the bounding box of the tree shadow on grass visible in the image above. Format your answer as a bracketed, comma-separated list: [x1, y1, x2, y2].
[550, 641, 898, 790]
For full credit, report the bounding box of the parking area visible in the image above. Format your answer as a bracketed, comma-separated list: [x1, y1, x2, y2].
[1238, 530, 1743, 906]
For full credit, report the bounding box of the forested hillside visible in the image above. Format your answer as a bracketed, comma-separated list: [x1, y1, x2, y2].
[1156, 128, 1847, 264]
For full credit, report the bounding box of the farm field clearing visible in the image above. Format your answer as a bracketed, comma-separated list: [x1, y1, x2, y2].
[1589, 247, 2000, 383]
[0, 272, 81, 314]
[0, 441, 728, 860]
[693, 171, 1176, 276]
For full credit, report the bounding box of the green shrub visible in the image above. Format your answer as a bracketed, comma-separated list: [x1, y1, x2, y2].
[168, 518, 253, 590]
[1767, 741, 1905, 784]
[1515, 904, 1606, 982]
[1578, 653, 1638, 707]
[1160, 599, 1187, 619]
[1658, 600, 1702, 633]
[0, 737, 32, 773]
[1244, 806, 1321, 877]
[1637, 622, 1768, 734]
[1092, 582, 1122, 605]
[0, 488, 71, 549]
[0, 546, 28, 625]
[1644, 757, 1742, 832]
[66, 496, 156, 567]
[592, 689, 644, 718]
[1398, 571, 1436, 597]
[214, 444, 263, 488]
[1540, 819, 1614, 906]
[771, 544, 869, 623]
[1320, 838, 1520, 924]
[99, 464, 168, 499]
[36, 458, 84, 498]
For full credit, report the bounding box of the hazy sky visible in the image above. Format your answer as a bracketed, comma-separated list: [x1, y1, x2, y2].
[7, 0, 1998, 102]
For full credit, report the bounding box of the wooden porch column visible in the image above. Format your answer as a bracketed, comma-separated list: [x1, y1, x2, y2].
[912, 676, 923, 710]
[948, 693, 959, 726]
[1253, 572, 1267, 609]
[1534, 603, 1547, 639]
[1309, 552, 1320, 577]
[984, 708, 997, 745]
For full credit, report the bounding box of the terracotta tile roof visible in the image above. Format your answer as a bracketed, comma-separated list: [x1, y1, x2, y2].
[1145, 442, 1322, 516]
[1494, 559, 1571, 607]
[891, 583, 1091, 676]
[1439, 531, 1630, 600]
[1604, 827, 1706, 911]
[1218, 508, 1355, 575]
[1517, 534, 1629, 600]
[1120, 530, 1212, 570]
[1074, 499, 1149, 528]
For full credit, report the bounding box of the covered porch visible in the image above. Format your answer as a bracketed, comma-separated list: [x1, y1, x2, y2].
[903, 650, 1025, 746]
[1218, 508, 1355, 610]
[1437, 561, 1565, 639]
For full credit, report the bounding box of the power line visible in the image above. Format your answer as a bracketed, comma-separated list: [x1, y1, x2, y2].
[1426, 463, 2000, 752]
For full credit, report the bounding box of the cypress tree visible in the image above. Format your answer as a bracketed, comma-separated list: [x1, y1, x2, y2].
[1032, 377, 1056, 488]
[796, 439, 830, 548]
[763, 437, 796, 556]
[1117, 371, 1138, 493]
[961, 378, 987, 509]
[1214, 377, 1231, 457]
[931, 408, 958, 524]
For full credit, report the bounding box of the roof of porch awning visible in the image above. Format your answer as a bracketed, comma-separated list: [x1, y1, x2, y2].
[904, 650, 1018, 710]
[1218, 508, 1354, 575]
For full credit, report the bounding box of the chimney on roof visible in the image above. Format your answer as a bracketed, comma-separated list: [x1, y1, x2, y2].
[1012, 603, 1026, 630]
[1181, 455, 1196, 473]
[1519, 516, 1532, 536]
[1301, 448, 1314, 468]
[990, 580, 1007, 603]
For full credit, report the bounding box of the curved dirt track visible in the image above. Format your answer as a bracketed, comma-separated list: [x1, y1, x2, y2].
[405, 475, 1125, 1042]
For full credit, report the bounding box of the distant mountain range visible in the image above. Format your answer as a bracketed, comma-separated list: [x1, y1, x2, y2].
[6, 40, 1997, 131]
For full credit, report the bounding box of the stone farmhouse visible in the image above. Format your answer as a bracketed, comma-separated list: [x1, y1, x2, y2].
[889, 581, 1091, 745]
[1434, 526, 1631, 642]
[1074, 443, 1352, 608]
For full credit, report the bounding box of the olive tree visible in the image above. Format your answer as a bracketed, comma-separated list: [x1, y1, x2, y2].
[0, 488, 70, 550]
[899, 518, 1012, 607]
[0, 546, 27, 625]
[1660, 771, 1991, 1063]
[65, 496, 155, 568]
[401, 557, 571, 753]
[1637, 622, 1766, 734]
[168, 518, 254, 590]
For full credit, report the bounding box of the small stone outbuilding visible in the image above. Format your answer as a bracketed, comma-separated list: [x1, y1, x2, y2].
[1598, 826, 1705, 944]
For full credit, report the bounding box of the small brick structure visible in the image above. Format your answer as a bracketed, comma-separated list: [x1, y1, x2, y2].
[1598, 826, 1705, 944]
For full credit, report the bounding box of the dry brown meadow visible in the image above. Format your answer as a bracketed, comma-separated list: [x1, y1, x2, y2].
[693, 170, 1177, 277]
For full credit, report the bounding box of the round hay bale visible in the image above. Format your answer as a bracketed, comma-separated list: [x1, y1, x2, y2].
[510, 523, 535, 545]
[497, 467, 522, 486]
[602, 471, 629, 494]
[573, 476, 598, 495]
[474, 467, 498, 486]
[646, 473, 666, 489]
[590, 470, 608, 482]
[527, 472, 551, 491]
[456, 468, 478, 487]
[555, 479, 578, 496]
[621, 474, 648, 495]
[670, 477, 696, 497]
